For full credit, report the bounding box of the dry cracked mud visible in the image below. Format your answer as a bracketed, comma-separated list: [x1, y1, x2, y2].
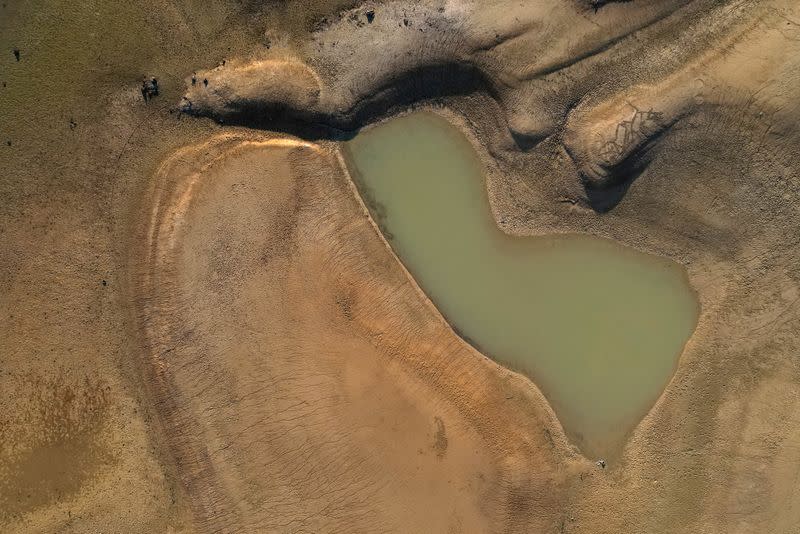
[2, 0, 800, 532]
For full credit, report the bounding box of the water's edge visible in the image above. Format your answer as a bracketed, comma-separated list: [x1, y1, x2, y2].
[340, 110, 700, 458]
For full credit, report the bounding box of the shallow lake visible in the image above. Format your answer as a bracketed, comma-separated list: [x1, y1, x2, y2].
[343, 111, 699, 457]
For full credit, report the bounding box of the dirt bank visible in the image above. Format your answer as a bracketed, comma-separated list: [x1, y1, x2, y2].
[2, 0, 800, 532]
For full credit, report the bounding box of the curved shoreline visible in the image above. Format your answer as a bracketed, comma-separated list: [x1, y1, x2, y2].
[341, 108, 702, 457]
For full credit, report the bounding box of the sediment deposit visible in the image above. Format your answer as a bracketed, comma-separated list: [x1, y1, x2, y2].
[2, 0, 800, 532]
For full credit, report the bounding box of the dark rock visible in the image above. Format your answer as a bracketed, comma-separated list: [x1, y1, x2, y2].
[141, 77, 159, 102]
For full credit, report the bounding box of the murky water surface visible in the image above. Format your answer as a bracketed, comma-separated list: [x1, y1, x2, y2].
[344, 111, 699, 455]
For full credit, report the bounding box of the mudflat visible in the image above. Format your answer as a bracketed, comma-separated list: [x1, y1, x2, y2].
[2, 1, 800, 533]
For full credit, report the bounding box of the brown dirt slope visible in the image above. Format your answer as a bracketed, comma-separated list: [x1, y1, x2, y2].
[135, 133, 581, 532]
[2, 0, 800, 532]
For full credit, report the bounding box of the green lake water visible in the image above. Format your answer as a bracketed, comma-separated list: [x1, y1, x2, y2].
[343, 111, 699, 457]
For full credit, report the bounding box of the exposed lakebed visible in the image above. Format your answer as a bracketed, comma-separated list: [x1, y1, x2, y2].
[343, 111, 699, 456]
